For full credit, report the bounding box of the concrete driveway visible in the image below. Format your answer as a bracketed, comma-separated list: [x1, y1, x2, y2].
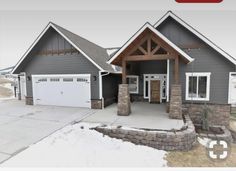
[0, 99, 95, 163]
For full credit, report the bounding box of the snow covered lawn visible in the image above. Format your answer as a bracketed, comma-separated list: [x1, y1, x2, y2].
[1, 122, 167, 167]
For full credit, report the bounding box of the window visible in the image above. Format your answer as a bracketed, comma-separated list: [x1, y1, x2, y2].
[126, 76, 139, 94]
[50, 78, 60, 82]
[63, 78, 73, 82]
[38, 78, 47, 82]
[186, 73, 211, 101]
[77, 78, 88, 82]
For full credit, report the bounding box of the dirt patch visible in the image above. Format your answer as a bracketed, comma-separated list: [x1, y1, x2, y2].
[165, 143, 236, 167]
[0, 86, 13, 98]
[195, 125, 224, 135]
[0, 78, 13, 84]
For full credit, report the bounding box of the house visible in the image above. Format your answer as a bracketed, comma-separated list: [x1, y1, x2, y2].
[12, 11, 236, 127]
[12, 22, 121, 109]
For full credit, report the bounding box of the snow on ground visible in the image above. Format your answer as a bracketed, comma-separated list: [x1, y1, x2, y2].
[1, 122, 167, 167]
[197, 137, 212, 148]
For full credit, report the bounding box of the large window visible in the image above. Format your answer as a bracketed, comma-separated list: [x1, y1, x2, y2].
[127, 75, 139, 94]
[185, 73, 211, 101]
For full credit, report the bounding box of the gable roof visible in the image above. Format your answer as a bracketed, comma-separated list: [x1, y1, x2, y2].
[154, 11, 236, 65]
[12, 22, 113, 74]
[108, 22, 194, 64]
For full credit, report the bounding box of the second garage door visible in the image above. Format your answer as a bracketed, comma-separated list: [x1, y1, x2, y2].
[32, 74, 91, 108]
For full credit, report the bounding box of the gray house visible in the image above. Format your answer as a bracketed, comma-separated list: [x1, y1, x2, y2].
[12, 11, 236, 126]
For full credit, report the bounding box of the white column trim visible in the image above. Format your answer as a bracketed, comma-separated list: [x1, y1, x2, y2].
[167, 59, 170, 102]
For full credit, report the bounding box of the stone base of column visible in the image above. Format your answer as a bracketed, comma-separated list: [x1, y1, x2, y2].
[169, 84, 182, 119]
[117, 84, 131, 116]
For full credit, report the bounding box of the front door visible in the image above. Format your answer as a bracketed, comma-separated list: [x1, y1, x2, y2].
[150, 80, 160, 103]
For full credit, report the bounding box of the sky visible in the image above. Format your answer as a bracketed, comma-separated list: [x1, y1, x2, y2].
[0, 0, 236, 69]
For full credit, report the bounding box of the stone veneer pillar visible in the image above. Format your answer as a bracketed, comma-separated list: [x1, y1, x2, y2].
[117, 84, 131, 116]
[169, 84, 182, 119]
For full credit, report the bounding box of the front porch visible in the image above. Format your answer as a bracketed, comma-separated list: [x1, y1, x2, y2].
[84, 102, 184, 130]
[107, 23, 192, 119]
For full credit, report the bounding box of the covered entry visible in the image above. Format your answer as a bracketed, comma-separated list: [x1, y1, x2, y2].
[32, 74, 91, 108]
[108, 23, 194, 118]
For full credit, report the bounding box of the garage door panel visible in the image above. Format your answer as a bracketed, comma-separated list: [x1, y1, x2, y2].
[32, 75, 91, 108]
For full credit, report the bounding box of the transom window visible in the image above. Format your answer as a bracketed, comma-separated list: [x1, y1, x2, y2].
[38, 78, 47, 82]
[50, 78, 60, 82]
[126, 75, 139, 94]
[63, 78, 73, 82]
[185, 73, 211, 101]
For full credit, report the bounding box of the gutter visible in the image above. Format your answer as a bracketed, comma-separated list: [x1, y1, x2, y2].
[99, 71, 110, 109]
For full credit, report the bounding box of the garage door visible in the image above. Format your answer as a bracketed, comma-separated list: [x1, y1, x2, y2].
[229, 73, 236, 104]
[32, 74, 91, 108]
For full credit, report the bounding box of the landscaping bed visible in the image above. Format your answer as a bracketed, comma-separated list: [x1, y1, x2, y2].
[195, 124, 233, 143]
[94, 115, 196, 151]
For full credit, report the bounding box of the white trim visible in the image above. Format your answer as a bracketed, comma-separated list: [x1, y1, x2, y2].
[12, 23, 104, 74]
[126, 75, 139, 94]
[154, 11, 236, 65]
[185, 72, 211, 101]
[167, 59, 170, 102]
[143, 74, 167, 103]
[143, 76, 148, 99]
[19, 72, 27, 99]
[108, 22, 194, 64]
[99, 71, 103, 100]
[32, 74, 91, 78]
[99, 71, 110, 109]
[228, 72, 236, 104]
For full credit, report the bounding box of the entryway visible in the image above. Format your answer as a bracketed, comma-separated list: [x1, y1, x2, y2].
[150, 80, 160, 103]
[144, 74, 167, 103]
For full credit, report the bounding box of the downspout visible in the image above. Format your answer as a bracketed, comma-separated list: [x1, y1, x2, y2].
[99, 71, 110, 109]
[18, 75, 21, 100]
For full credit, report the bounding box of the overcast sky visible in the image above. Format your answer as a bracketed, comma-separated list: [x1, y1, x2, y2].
[0, 0, 236, 69]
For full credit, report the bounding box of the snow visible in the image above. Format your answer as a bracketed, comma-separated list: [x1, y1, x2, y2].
[197, 137, 212, 148]
[1, 122, 167, 167]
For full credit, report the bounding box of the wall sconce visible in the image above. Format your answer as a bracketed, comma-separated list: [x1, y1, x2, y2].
[93, 76, 97, 81]
[27, 76, 31, 81]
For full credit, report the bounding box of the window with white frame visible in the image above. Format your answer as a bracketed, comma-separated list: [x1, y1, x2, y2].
[185, 73, 211, 101]
[127, 75, 139, 94]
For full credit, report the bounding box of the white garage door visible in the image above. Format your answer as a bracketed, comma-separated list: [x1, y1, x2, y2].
[32, 74, 91, 108]
[229, 73, 236, 104]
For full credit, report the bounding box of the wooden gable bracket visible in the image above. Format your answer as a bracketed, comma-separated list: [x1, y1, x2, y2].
[125, 32, 177, 62]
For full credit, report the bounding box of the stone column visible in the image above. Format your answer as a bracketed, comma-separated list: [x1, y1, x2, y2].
[169, 84, 182, 119]
[117, 84, 131, 116]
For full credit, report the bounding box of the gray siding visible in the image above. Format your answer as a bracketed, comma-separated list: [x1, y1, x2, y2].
[128, 61, 167, 95]
[158, 17, 236, 104]
[102, 73, 121, 105]
[16, 27, 100, 99]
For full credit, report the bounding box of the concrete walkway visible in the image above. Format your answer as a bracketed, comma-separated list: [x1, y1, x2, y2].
[83, 102, 184, 130]
[0, 99, 95, 163]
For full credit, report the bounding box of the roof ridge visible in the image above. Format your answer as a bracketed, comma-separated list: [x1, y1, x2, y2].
[50, 22, 107, 50]
[154, 11, 236, 64]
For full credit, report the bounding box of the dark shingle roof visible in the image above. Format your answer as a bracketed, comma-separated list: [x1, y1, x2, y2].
[51, 22, 113, 71]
